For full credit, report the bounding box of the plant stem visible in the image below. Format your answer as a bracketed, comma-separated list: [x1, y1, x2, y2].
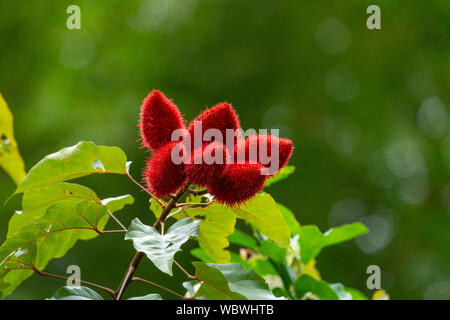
[33, 267, 115, 297]
[114, 186, 187, 300]
[126, 172, 165, 207]
[187, 188, 208, 196]
[174, 260, 196, 280]
[107, 210, 127, 231]
[132, 277, 186, 300]
[100, 229, 127, 234]
[176, 199, 213, 208]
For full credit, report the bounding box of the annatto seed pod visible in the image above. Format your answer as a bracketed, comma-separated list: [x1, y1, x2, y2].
[207, 163, 268, 206]
[185, 142, 230, 187]
[234, 134, 294, 173]
[139, 90, 185, 151]
[187, 102, 241, 148]
[143, 141, 186, 198]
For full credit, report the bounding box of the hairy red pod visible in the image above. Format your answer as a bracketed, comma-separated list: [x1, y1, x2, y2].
[187, 102, 241, 148]
[139, 90, 294, 204]
[139, 90, 185, 150]
[143, 142, 186, 198]
[208, 163, 268, 205]
[185, 142, 230, 187]
[234, 135, 294, 173]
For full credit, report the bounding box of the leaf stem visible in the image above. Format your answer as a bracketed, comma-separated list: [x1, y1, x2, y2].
[131, 277, 187, 300]
[176, 199, 213, 208]
[174, 260, 197, 280]
[100, 229, 127, 234]
[126, 172, 165, 207]
[32, 267, 115, 297]
[165, 207, 183, 220]
[107, 210, 127, 231]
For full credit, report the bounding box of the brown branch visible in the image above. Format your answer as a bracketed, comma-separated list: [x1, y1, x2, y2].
[100, 229, 127, 234]
[174, 260, 196, 280]
[166, 207, 183, 220]
[32, 267, 115, 297]
[107, 210, 127, 231]
[126, 172, 165, 207]
[176, 199, 213, 208]
[114, 186, 188, 300]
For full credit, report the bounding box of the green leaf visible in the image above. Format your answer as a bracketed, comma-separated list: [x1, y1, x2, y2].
[194, 263, 283, 300]
[183, 204, 236, 263]
[13, 141, 128, 196]
[149, 198, 163, 219]
[190, 247, 214, 263]
[294, 275, 338, 300]
[0, 93, 26, 185]
[0, 200, 109, 299]
[101, 194, 134, 213]
[323, 222, 368, 247]
[229, 251, 249, 267]
[259, 239, 287, 265]
[125, 218, 200, 276]
[192, 262, 245, 300]
[297, 226, 324, 264]
[298, 222, 368, 263]
[232, 193, 290, 248]
[48, 286, 104, 300]
[277, 203, 301, 235]
[7, 182, 101, 237]
[127, 294, 162, 300]
[228, 229, 259, 252]
[246, 257, 278, 276]
[264, 165, 295, 187]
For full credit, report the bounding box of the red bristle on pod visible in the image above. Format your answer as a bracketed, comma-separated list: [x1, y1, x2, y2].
[139, 90, 185, 150]
[207, 163, 268, 206]
[185, 142, 230, 187]
[143, 141, 186, 198]
[187, 102, 241, 149]
[234, 135, 293, 174]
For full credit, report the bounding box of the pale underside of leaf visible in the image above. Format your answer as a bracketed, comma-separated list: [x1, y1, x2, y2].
[193, 262, 283, 300]
[125, 218, 200, 276]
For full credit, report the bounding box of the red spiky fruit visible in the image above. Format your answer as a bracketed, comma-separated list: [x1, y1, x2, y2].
[143, 142, 186, 198]
[207, 163, 268, 205]
[139, 90, 185, 150]
[234, 135, 293, 174]
[185, 142, 230, 187]
[187, 102, 241, 148]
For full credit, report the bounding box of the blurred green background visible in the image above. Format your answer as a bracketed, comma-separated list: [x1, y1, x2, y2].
[1, 0, 449, 300]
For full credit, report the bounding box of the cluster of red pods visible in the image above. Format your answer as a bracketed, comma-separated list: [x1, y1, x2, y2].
[139, 90, 293, 205]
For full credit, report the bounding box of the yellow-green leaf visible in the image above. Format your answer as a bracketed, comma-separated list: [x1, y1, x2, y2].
[0, 200, 110, 299]
[232, 193, 291, 248]
[0, 93, 26, 185]
[7, 182, 101, 237]
[183, 204, 236, 263]
[13, 141, 128, 196]
[264, 165, 295, 187]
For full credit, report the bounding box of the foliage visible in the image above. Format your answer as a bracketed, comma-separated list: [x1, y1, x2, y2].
[1, 1, 449, 300]
[0, 93, 25, 185]
[0, 135, 375, 300]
